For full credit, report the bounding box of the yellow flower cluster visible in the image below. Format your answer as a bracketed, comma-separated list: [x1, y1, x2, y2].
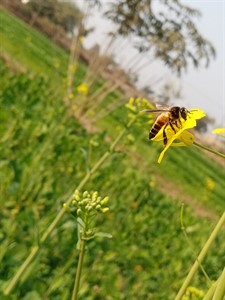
[76, 82, 89, 95]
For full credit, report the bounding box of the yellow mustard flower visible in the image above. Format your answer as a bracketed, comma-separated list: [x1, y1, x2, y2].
[127, 134, 135, 143]
[79, 36, 84, 44]
[72, 104, 77, 112]
[151, 108, 205, 163]
[69, 63, 76, 72]
[149, 180, 155, 188]
[205, 177, 215, 191]
[76, 82, 89, 95]
[212, 127, 225, 138]
[68, 93, 74, 100]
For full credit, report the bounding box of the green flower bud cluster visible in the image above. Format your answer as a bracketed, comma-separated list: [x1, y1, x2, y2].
[125, 98, 154, 125]
[71, 190, 109, 216]
[125, 97, 154, 114]
[126, 134, 135, 143]
[182, 286, 205, 300]
[89, 139, 99, 147]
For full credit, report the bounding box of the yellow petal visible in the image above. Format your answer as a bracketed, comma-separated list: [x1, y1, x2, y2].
[182, 117, 196, 129]
[179, 131, 195, 146]
[157, 133, 177, 163]
[170, 142, 186, 147]
[157, 128, 194, 163]
[189, 108, 206, 119]
[212, 128, 225, 137]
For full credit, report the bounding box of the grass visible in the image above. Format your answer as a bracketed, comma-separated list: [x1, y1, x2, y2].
[0, 7, 225, 300]
[0, 8, 67, 75]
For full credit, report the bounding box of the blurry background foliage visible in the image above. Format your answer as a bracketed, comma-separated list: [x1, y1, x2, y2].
[0, 1, 224, 299]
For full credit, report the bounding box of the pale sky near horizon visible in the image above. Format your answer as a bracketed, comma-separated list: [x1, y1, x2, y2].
[79, 0, 225, 129]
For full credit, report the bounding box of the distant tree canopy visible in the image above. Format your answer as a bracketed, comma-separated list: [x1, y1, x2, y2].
[104, 0, 216, 74]
[27, 0, 83, 34]
[20, 0, 215, 75]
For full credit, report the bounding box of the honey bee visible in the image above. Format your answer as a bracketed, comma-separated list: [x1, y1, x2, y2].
[144, 104, 190, 145]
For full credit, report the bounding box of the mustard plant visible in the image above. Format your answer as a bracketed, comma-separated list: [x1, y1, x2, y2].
[3, 98, 150, 295]
[64, 190, 111, 300]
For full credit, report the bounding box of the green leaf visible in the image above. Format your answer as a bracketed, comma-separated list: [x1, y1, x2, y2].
[22, 291, 42, 300]
[93, 232, 113, 239]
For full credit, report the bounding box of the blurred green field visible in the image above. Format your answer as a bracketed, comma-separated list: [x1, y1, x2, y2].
[0, 8, 225, 300]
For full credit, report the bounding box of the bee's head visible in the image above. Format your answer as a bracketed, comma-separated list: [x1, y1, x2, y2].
[180, 107, 189, 120]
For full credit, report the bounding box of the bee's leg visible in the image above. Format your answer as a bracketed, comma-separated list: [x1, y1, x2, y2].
[163, 123, 169, 145]
[176, 118, 182, 128]
[169, 121, 177, 134]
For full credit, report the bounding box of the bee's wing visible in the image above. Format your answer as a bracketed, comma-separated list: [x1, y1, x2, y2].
[142, 109, 168, 113]
[142, 108, 171, 113]
[142, 103, 171, 113]
[155, 103, 171, 110]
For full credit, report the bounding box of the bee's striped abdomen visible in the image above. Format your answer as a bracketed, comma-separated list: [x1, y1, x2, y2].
[149, 114, 168, 139]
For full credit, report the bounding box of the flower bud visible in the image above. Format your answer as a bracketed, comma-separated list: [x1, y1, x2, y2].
[91, 201, 97, 207]
[95, 204, 101, 211]
[101, 196, 109, 206]
[86, 229, 93, 237]
[87, 206, 92, 211]
[96, 196, 102, 203]
[89, 139, 99, 147]
[81, 198, 89, 206]
[77, 208, 82, 215]
[83, 191, 89, 198]
[73, 191, 80, 201]
[127, 134, 135, 143]
[92, 191, 98, 199]
[72, 200, 76, 206]
[102, 207, 109, 213]
[63, 203, 70, 212]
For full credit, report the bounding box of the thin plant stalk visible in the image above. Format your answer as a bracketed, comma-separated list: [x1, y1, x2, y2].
[193, 141, 225, 159]
[175, 212, 225, 300]
[212, 267, 225, 300]
[72, 239, 86, 300]
[180, 204, 211, 285]
[87, 85, 120, 116]
[3, 117, 136, 295]
[91, 95, 127, 122]
[203, 281, 218, 300]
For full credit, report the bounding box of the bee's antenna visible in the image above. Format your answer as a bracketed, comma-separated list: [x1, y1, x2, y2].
[188, 109, 198, 115]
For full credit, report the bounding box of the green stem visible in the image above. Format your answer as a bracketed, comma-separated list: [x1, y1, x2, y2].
[3, 246, 39, 295]
[212, 267, 225, 300]
[3, 117, 136, 295]
[193, 142, 225, 159]
[72, 239, 86, 300]
[175, 212, 225, 300]
[203, 281, 218, 300]
[179, 204, 211, 285]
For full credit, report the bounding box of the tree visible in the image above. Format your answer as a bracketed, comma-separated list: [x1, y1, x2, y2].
[104, 0, 215, 74]
[27, 0, 83, 34]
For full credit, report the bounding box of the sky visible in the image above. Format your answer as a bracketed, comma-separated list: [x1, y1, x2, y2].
[79, 0, 225, 128]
